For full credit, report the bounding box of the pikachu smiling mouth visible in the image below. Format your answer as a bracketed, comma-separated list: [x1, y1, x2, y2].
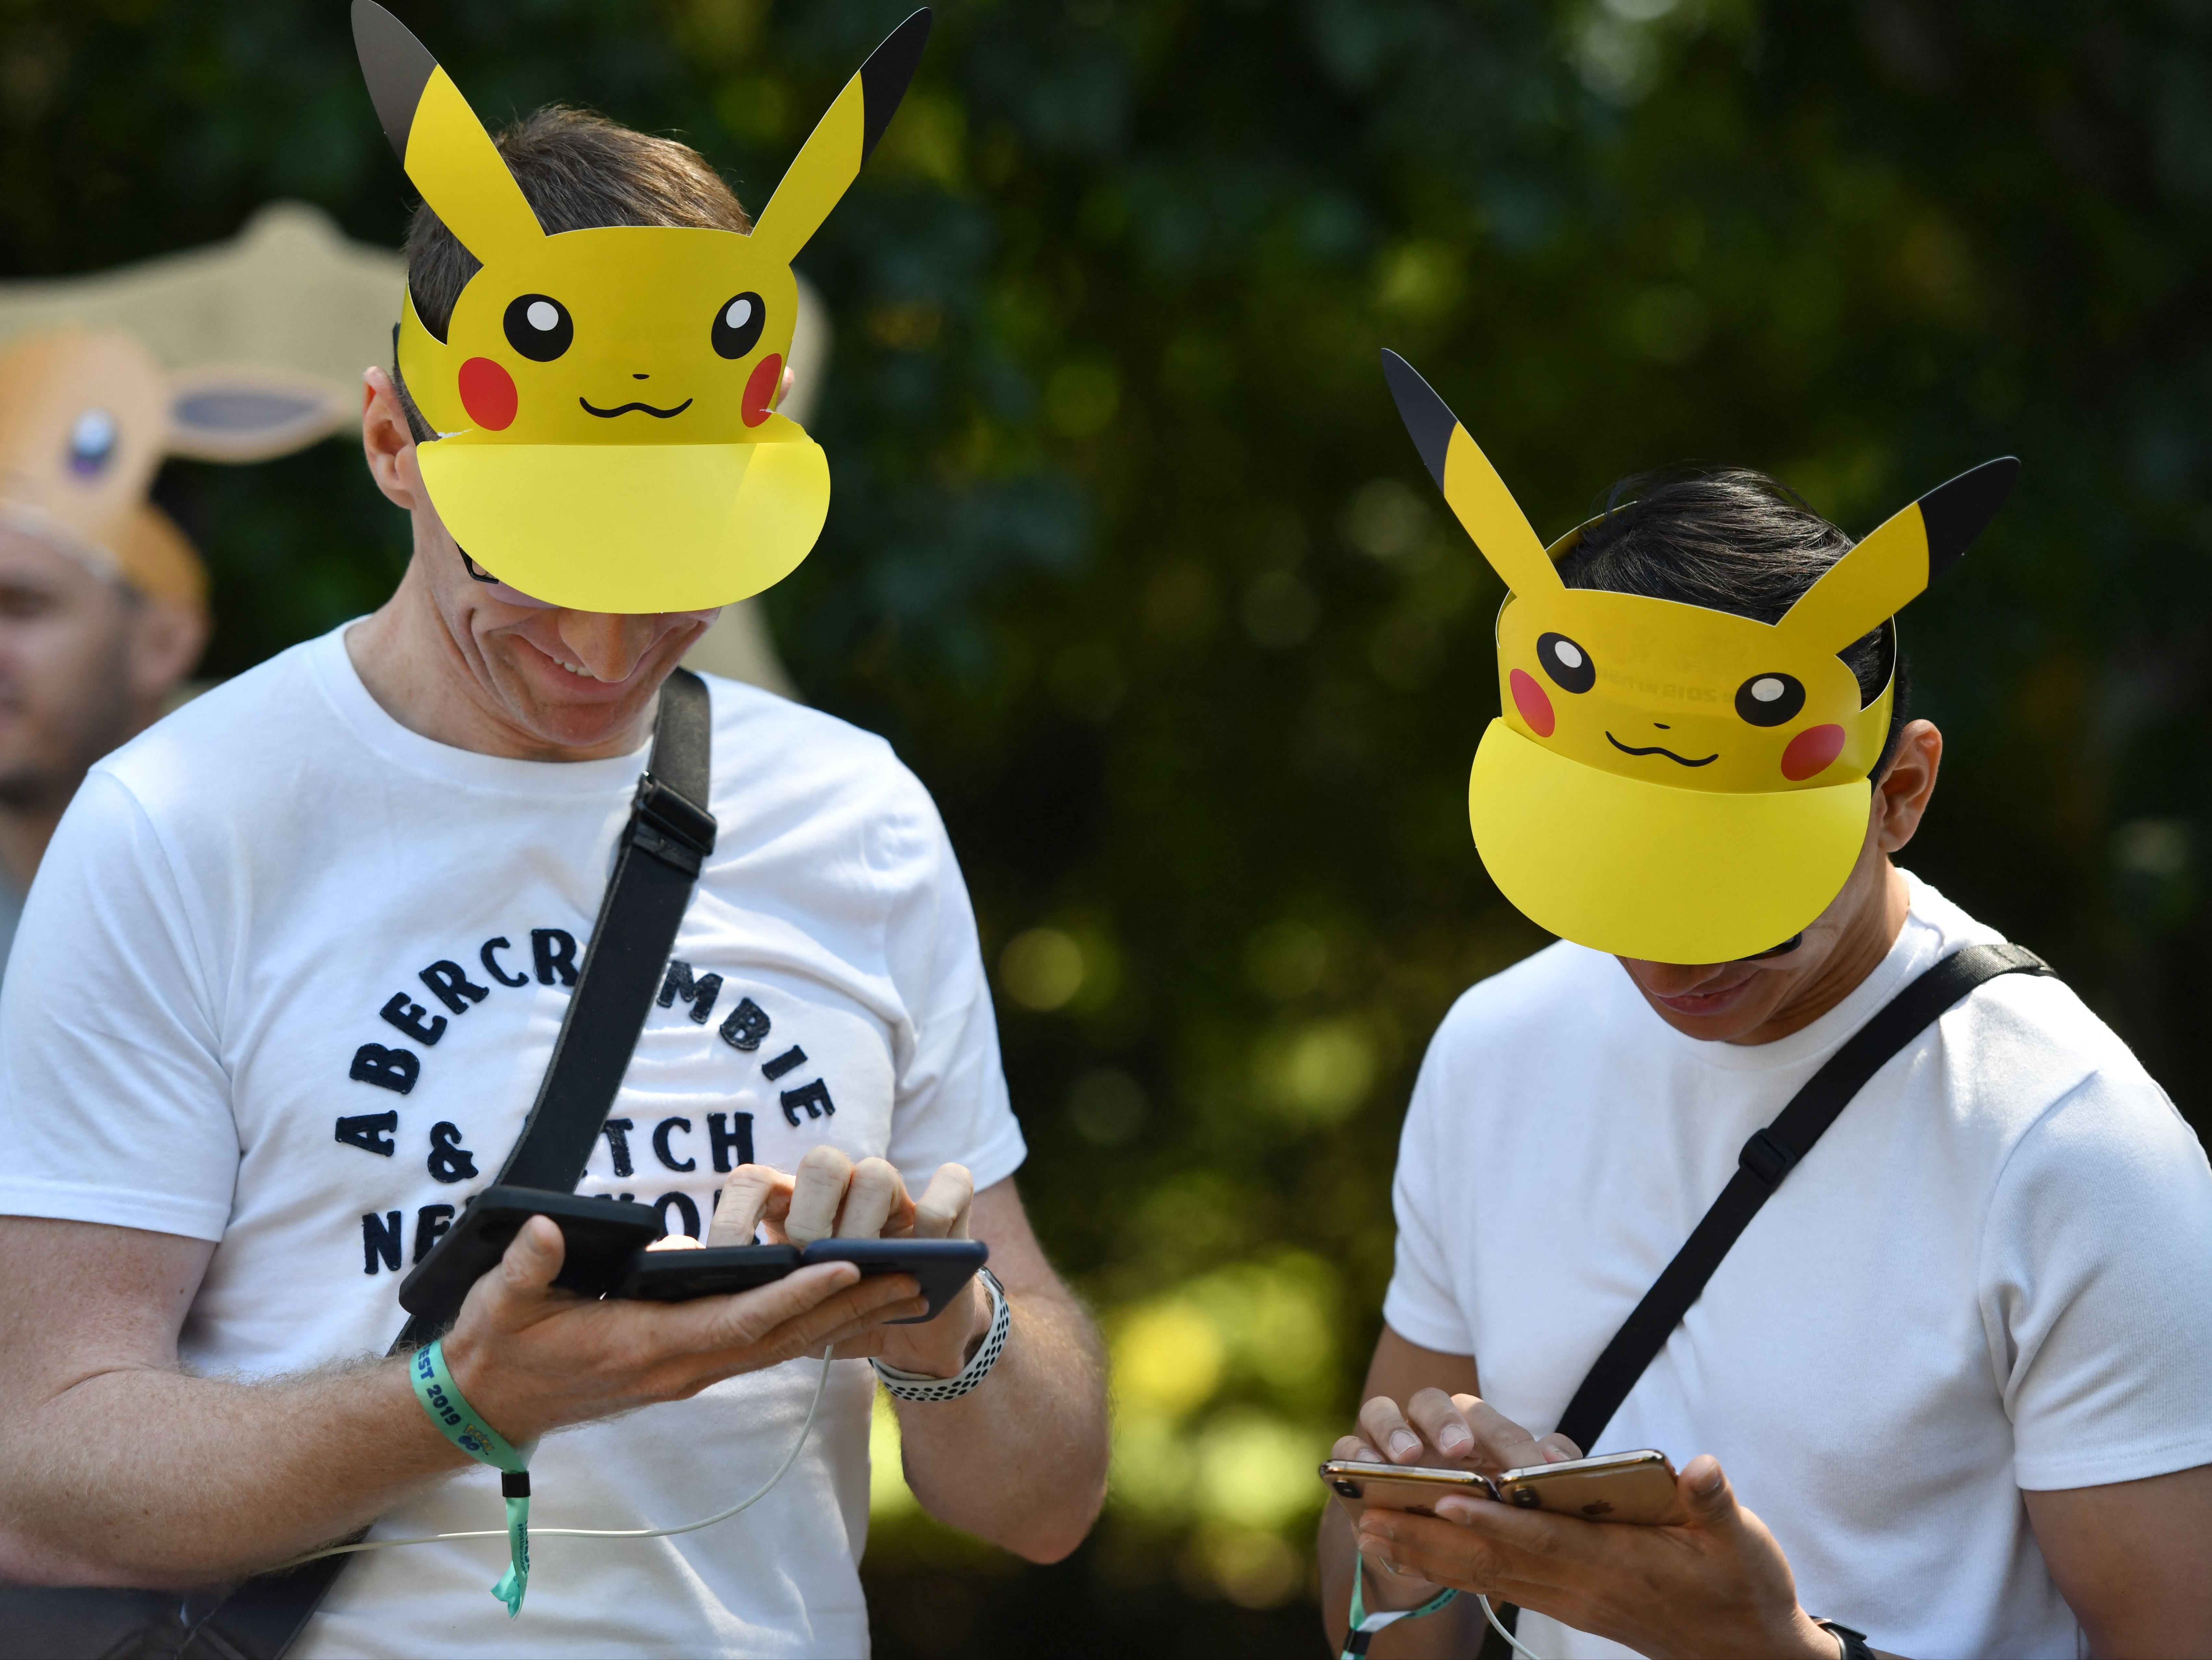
[1606, 732, 1719, 768]
[578, 396, 694, 419]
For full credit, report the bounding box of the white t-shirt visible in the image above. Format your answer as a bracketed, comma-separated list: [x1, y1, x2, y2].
[0, 624, 1026, 1659]
[1384, 877, 2212, 1659]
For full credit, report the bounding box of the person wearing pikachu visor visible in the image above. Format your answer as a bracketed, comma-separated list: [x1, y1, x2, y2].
[0, 8, 1108, 1658]
[1319, 353, 2212, 1660]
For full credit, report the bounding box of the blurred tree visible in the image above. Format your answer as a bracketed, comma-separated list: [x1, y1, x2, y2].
[4, 0, 2210, 1653]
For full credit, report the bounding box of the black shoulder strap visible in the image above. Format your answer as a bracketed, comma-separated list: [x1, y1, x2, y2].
[180, 670, 716, 1660]
[479, 670, 715, 1194]
[1477, 941, 2053, 1660]
[1553, 940, 2050, 1453]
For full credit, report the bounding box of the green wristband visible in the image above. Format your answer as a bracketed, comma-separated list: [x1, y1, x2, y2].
[410, 1339, 534, 1617]
[1343, 1549, 1458, 1658]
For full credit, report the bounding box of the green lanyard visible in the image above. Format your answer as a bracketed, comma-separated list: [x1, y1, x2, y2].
[1342, 1549, 1458, 1657]
[410, 1340, 535, 1617]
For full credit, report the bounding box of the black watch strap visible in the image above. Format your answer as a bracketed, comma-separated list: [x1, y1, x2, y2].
[1814, 1618, 1876, 1660]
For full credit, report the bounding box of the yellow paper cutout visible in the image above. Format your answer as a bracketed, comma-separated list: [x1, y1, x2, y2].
[1468, 720, 1873, 963]
[1382, 349, 2018, 963]
[404, 69, 546, 268]
[353, 1, 931, 613]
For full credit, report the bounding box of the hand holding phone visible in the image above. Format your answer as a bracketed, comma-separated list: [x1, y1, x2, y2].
[618, 1237, 988, 1321]
[400, 1187, 988, 1324]
[1319, 1449, 1679, 1526]
[707, 1150, 992, 1368]
[398, 1186, 662, 1318]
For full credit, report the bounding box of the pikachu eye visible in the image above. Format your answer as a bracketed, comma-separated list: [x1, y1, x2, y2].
[1735, 672, 1807, 727]
[503, 294, 574, 362]
[711, 292, 767, 361]
[1536, 632, 1595, 694]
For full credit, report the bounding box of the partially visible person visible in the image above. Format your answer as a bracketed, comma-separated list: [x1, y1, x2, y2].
[0, 209, 415, 962]
[0, 512, 206, 958]
[0, 330, 213, 962]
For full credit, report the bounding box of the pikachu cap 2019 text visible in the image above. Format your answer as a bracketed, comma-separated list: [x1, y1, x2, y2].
[353, 1, 929, 613]
[1381, 350, 2017, 965]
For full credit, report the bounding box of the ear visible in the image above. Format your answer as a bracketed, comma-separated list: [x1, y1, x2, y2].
[1381, 349, 1561, 598]
[166, 365, 350, 462]
[749, 9, 932, 264]
[352, 0, 543, 265]
[1779, 457, 2019, 647]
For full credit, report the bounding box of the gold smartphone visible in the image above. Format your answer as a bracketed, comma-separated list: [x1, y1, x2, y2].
[1493, 1449, 1677, 1523]
[1319, 1458, 1498, 1519]
[1320, 1449, 1677, 1526]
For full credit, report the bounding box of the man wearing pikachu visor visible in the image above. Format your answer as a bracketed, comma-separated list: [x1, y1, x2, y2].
[1320, 354, 2212, 1660]
[0, 9, 1107, 1657]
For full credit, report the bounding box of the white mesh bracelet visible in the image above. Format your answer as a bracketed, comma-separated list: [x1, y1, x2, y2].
[871, 1266, 1009, 1402]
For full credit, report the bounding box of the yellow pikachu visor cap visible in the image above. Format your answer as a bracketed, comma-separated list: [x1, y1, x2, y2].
[1382, 351, 2018, 965]
[353, 3, 930, 614]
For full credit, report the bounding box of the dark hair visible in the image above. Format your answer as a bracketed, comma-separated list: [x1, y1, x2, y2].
[393, 106, 750, 442]
[1554, 467, 1911, 776]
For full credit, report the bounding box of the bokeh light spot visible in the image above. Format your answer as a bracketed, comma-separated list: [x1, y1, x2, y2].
[1254, 1020, 1375, 1124]
[1000, 927, 1084, 1011]
[1114, 1300, 1226, 1419]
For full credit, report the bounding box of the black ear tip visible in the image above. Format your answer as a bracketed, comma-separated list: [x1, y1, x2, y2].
[1919, 455, 2020, 579]
[352, 0, 438, 165]
[858, 9, 935, 161]
[1380, 350, 1457, 491]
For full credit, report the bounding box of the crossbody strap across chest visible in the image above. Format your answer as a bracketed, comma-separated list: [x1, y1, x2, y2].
[1553, 940, 2051, 1452]
[1477, 941, 2053, 1659]
[177, 669, 718, 1660]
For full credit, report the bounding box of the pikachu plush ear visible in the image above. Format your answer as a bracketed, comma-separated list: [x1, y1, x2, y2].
[351, 1, 544, 267]
[1778, 457, 2019, 649]
[749, 10, 932, 265]
[1382, 350, 1563, 599]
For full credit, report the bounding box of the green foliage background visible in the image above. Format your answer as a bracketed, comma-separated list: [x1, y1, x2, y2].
[6, 0, 2210, 1651]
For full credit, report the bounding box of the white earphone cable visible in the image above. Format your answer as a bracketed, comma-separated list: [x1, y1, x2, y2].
[1477, 1592, 1547, 1660]
[279, 1344, 836, 1569]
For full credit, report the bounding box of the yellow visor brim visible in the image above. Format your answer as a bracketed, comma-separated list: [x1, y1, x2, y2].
[1467, 720, 1870, 964]
[416, 438, 830, 613]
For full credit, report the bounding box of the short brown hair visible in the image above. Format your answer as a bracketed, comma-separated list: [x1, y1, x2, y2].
[395, 106, 749, 440]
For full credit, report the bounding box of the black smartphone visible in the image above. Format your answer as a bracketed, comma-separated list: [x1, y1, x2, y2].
[618, 1237, 988, 1322]
[397, 1185, 664, 1317]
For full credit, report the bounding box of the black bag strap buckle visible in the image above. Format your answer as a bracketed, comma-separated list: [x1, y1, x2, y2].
[1737, 1126, 1798, 1189]
[626, 772, 717, 875]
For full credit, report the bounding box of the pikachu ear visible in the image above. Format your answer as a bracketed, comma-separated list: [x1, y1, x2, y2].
[1779, 457, 2019, 648]
[352, 1, 544, 266]
[749, 9, 932, 264]
[1382, 350, 1562, 598]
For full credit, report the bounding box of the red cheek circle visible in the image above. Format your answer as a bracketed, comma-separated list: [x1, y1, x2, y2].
[457, 357, 518, 431]
[1509, 668, 1556, 737]
[741, 352, 784, 428]
[1780, 723, 1847, 781]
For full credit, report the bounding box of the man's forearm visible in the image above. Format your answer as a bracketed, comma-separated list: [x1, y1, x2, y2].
[0, 1355, 468, 1586]
[892, 1281, 1107, 1563]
